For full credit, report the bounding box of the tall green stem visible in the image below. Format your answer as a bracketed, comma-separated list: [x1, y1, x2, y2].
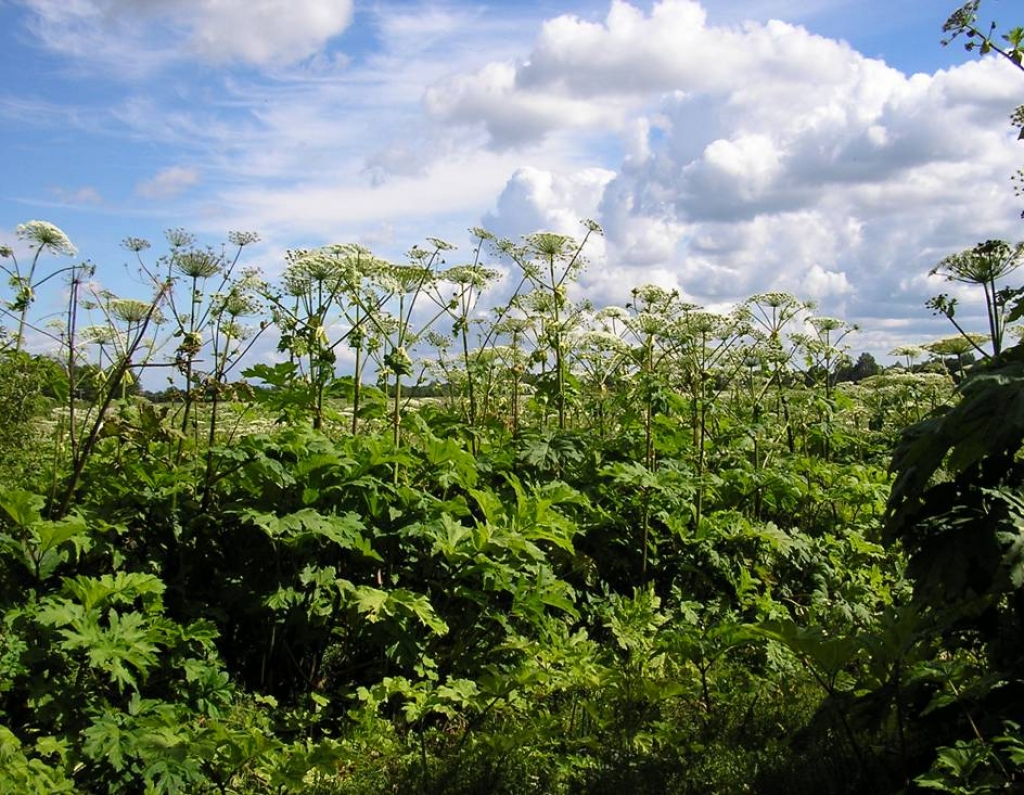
[14, 245, 44, 353]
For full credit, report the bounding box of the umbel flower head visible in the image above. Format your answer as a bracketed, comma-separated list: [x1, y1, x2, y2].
[122, 236, 151, 253]
[108, 298, 164, 325]
[80, 324, 122, 346]
[174, 249, 222, 279]
[440, 264, 500, 288]
[228, 231, 260, 248]
[931, 239, 1024, 285]
[16, 220, 77, 256]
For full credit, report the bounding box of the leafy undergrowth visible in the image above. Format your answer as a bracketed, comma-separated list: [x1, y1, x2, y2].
[2, 390, 1016, 795]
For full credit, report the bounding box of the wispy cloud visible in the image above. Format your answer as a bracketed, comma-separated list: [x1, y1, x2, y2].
[51, 186, 104, 206]
[136, 166, 201, 199]
[17, 0, 355, 74]
[0, 93, 105, 132]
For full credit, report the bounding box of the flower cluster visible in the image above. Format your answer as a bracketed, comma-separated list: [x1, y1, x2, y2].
[15, 220, 77, 256]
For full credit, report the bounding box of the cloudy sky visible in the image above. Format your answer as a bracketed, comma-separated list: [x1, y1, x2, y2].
[2, 0, 1022, 363]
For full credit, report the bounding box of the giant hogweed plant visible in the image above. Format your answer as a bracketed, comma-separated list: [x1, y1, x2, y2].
[257, 243, 387, 431]
[55, 285, 171, 519]
[371, 240, 460, 450]
[793, 315, 858, 401]
[98, 230, 267, 511]
[0, 489, 357, 795]
[261, 238, 461, 448]
[566, 305, 635, 438]
[0, 223, 273, 517]
[421, 227, 502, 445]
[128, 230, 265, 453]
[585, 284, 695, 579]
[883, 13, 1024, 771]
[927, 239, 1024, 360]
[439, 230, 568, 438]
[669, 307, 747, 525]
[0, 221, 79, 354]
[494, 221, 602, 432]
[0, 223, 86, 493]
[727, 293, 815, 517]
[790, 315, 859, 461]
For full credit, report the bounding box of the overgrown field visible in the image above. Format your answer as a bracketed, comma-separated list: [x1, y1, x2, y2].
[1, 219, 1024, 794]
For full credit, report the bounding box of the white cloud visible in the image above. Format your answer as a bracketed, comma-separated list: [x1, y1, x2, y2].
[136, 166, 201, 199]
[19, 0, 354, 70]
[375, 5, 477, 57]
[483, 166, 616, 239]
[51, 186, 104, 205]
[424, 61, 627, 149]
[424, 0, 877, 149]
[188, 0, 352, 65]
[417, 0, 1023, 355]
[209, 149, 541, 241]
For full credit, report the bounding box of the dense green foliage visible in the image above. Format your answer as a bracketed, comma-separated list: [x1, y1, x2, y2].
[1, 217, 1021, 795]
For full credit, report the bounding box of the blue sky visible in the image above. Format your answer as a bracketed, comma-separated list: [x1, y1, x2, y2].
[1, 0, 1022, 371]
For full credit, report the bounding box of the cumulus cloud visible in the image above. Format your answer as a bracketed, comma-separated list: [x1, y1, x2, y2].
[136, 166, 201, 199]
[483, 166, 616, 239]
[425, 0, 875, 149]
[425, 62, 628, 149]
[425, 0, 1023, 353]
[19, 0, 354, 70]
[188, 0, 353, 65]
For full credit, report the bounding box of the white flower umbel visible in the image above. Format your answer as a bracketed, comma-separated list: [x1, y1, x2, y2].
[7, 220, 78, 352]
[15, 220, 77, 257]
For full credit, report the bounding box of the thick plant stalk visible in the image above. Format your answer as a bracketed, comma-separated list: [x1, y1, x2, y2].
[13, 245, 45, 354]
[351, 308, 363, 435]
[54, 283, 168, 518]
